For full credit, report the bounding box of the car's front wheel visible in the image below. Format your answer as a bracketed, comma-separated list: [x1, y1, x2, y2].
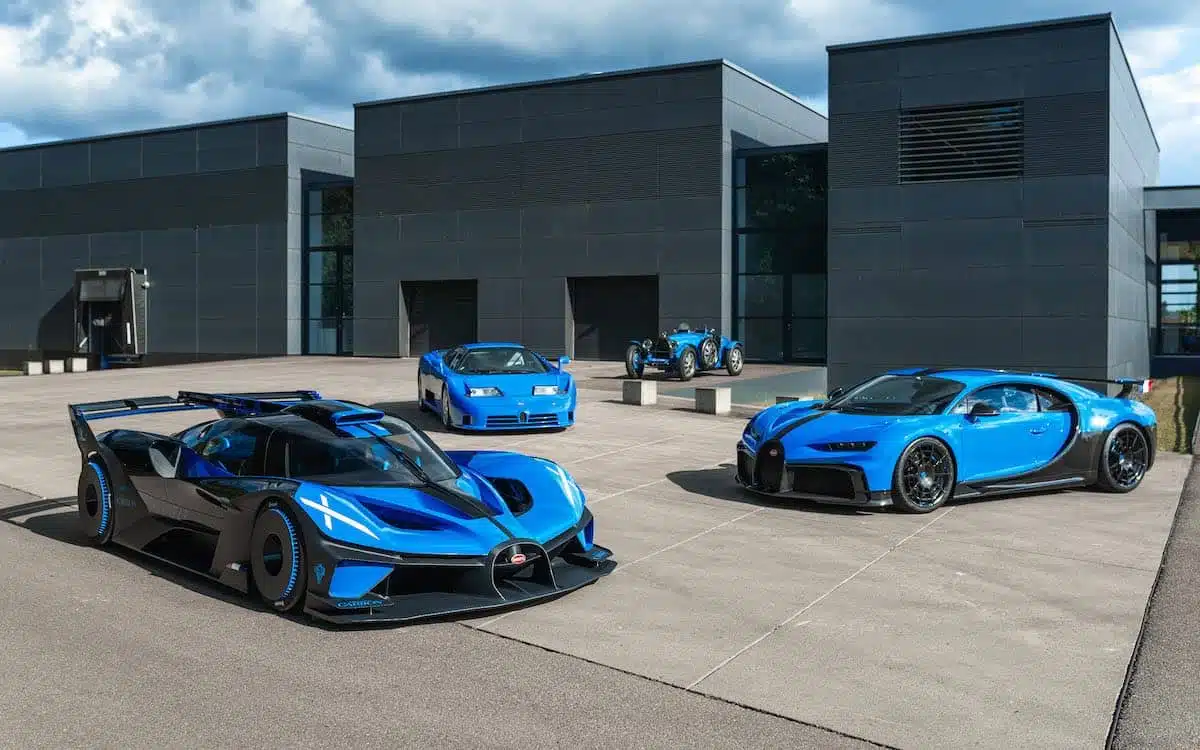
[625, 344, 645, 379]
[1095, 423, 1150, 493]
[417, 376, 429, 411]
[441, 384, 454, 429]
[249, 500, 308, 613]
[891, 437, 956, 513]
[77, 460, 115, 546]
[726, 345, 744, 376]
[678, 348, 697, 381]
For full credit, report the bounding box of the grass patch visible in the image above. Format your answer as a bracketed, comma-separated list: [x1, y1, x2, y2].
[1143, 376, 1200, 453]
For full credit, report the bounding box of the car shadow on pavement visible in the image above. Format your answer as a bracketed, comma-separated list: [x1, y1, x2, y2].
[370, 401, 570, 437]
[666, 466, 872, 516]
[1, 497, 576, 631]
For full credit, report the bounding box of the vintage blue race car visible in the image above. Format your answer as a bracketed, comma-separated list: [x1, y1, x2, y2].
[417, 342, 576, 431]
[67, 390, 614, 624]
[625, 322, 744, 381]
[736, 367, 1157, 513]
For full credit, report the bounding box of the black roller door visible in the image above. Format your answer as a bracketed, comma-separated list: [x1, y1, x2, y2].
[404, 280, 478, 354]
[570, 275, 659, 360]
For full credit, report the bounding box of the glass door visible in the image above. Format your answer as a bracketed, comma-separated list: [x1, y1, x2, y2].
[303, 183, 354, 355]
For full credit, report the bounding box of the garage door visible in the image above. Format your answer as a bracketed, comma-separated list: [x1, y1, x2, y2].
[403, 280, 478, 355]
[569, 275, 659, 360]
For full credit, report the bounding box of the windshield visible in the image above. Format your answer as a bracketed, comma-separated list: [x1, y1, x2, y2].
[826, 375, 965, 415]
[283, 415, 459, 486]
[455, 347, 547, 374]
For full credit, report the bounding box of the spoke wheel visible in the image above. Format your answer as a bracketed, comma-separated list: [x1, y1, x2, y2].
[700, 337, 718, 368]
[1097, 424, 1149, 493]
[892, 438, 955, 513]
[726, 346, 744, 376]
[678, 349, 696, 381]
[625, 344, 644, 379]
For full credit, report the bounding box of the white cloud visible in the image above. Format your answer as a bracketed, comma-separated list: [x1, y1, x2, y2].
[1122, 23, 1200, 186]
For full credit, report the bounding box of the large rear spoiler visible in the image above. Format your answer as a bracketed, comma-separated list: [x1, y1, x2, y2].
[67, 390, 321, 456]
[1027, 373, 1151, 398]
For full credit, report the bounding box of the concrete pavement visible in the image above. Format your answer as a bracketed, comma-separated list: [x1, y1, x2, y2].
[0, 357, 1187, 749]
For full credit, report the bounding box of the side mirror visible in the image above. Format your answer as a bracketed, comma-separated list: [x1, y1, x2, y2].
[558, 355, 571, 366]
[968, 401, 1000, 418]
[827, 386, 846, 400]
[148, 439, 181, 478]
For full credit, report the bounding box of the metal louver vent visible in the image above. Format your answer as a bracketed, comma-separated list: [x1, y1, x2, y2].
[898, 102, 1023, 183]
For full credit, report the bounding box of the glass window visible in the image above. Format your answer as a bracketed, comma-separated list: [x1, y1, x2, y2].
[734, 158, 746, 189]
[196, 422, 274, 476]
[736, 318, 784, 361]
[737, 275, 784, 317]
[953, 385, 1039, 414]
[451, 346, 549, 374]
[736, 150, 827, 230]
[736, 233, 780, 274]
[306, 318, 338, 354]
[308, 186, 352, 215]
[307, 285, 340, 318]
[790, 274, 826, 318]
[831, 375, 965, 415]
[306, 250, 338, 285]
[1160, 264, 1198, 324]
[789, 318, 826, 361]
[309, 213, 352, 248]
[280, 414, 457, 485]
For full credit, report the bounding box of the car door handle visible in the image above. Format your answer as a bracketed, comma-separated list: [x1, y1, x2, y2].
[1029, 427, 1046, 435]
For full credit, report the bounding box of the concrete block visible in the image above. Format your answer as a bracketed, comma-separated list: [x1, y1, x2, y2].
[696, 386, 731, 415]
[45, 359, 65, 374]
[622, 379, 657, 406]
[22, 361, 43, 375]
[66, 357, 88, 373]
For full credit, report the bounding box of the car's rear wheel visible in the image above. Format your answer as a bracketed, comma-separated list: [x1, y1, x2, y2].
[699, 336, 719, 369]
[1095, 423, 1150, 493]
[726, 345, 744, 376]
[625, 344, 644, 379]
[678, 348, 697, 381]
[77, 459, 115, 546]
[249, 500, 307, 613]
[891, 438, 956, 513]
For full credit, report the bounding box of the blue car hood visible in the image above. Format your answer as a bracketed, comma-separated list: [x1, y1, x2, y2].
[458, 371, 569, 394]
[753, 404, 900, 446]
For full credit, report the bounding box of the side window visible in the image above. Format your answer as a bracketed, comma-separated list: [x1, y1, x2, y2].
[954, 384, 1039, 414]
[197, 423, 273, 476]
[262, 431, 287, 477]
[1035, 388, 1071, 412]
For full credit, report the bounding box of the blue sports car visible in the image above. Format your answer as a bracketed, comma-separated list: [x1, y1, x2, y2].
[737, 368, 1157, 513]
[417, 342, 576, 431]
[626, 322, 744, 381]
[67, 390, 614, 624]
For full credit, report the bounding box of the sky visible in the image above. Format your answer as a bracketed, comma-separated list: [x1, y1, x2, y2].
[1, 0, 1198, 185]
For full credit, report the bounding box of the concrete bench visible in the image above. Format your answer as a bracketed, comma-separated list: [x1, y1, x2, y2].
[695, 386, 731, 415]
[65, 357, 88, 373]
[22, 361, 43, 376]
[45, 359, 65, 374]
[622, 379, 657, 406]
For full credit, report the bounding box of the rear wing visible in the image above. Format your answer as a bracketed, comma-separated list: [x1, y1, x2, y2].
[67, 390, 321, 457]
[1028, 373, 1151, 398]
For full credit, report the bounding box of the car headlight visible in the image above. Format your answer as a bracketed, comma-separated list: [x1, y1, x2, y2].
[467, 386, 502, 397]
[532, 385, 560, 396]
[642, 338, 652, 349]
[814, 441, 876, 452]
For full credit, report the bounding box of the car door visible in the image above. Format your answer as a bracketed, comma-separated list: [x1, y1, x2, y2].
[166, 421, 275, 531]
[1029, 386, 1074, 468]
[953, 384, 1045, 480]
[426, 347, 462, 403]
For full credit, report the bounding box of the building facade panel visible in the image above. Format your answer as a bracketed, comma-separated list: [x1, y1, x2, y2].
[352, 64, 728, 358]
[825, 16, 1120, 387]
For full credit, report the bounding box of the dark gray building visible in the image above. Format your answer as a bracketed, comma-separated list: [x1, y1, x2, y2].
[0, 113, 353, 367]
[824, 13, 1158, 387]
[351, 60, 826, 359]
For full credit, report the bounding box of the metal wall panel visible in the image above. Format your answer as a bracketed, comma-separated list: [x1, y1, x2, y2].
[826, 17, 1120, 387]
[0, 115, 320, 364]
[353, 65, 728, 356]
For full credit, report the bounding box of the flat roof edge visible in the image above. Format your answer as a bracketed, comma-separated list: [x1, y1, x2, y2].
[354, 60, 726, 109]
[826, 12, 1112, 52]
[0, 111, 350, 154]
[720, 60, 828, 120]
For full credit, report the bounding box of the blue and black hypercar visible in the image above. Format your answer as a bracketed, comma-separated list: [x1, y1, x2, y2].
[417, 342, 576, 431]
[737, 368, 1157, 513]
[626, 322, 744, 381]
[68, 390, 614, 624]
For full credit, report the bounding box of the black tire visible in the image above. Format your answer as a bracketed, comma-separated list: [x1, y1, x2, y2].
[249, 500, 307, 612]
[440, 384, 454, 430]
[891, 438, 956, 513]
[77, 459, 115, 546]
[1095, 423, 1150, 493]
[699, 336, 719, 369]
[625, 344, 645, 379]
[678, 348, 697, 381]
[726, 345, 744, 376]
